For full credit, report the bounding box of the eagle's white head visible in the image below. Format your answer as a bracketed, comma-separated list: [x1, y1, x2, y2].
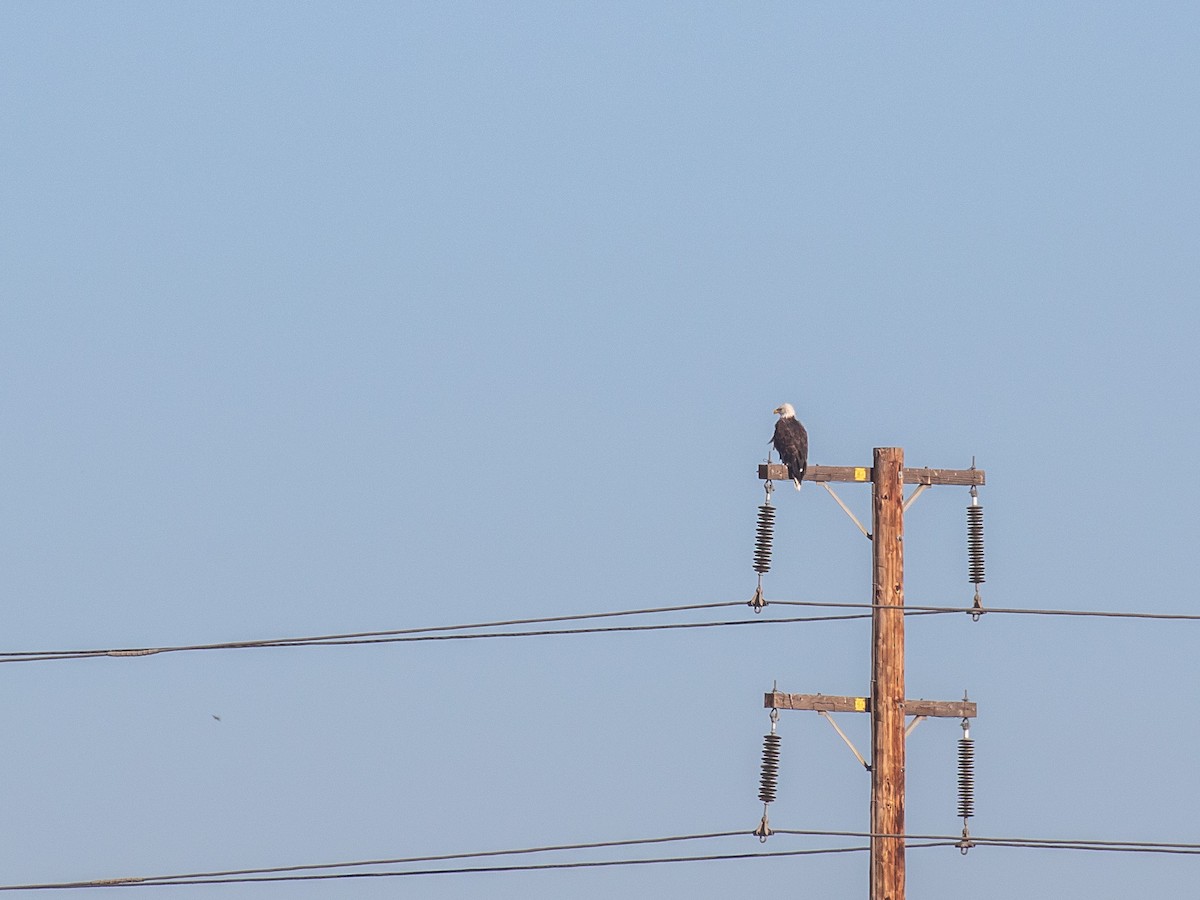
[773, 403, 796, 419]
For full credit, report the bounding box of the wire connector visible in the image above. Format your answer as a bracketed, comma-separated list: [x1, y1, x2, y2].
[749, 583, 768, 613]
[755, 811, 773, 843]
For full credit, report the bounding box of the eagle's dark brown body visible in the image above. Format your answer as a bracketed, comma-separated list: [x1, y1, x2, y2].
[771, 404, 808, 491]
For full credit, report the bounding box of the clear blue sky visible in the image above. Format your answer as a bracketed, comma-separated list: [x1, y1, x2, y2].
[3, 3, 1199, 897]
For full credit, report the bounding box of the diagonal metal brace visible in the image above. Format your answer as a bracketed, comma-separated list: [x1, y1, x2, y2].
[903, 482, 930, 512]
[820, 483, 871, 540]
[818, 710, 870, 771]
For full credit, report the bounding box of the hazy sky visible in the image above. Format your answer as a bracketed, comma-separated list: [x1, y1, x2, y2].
[3, 3, 1199, 898]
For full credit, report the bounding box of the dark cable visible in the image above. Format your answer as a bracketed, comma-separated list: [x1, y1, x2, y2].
[96, 831, 748, 885]
[4, 829, 1199, 891]
[1, 599, 1195, 666]
[773, 828, 1200, 853]
[0, 611, 895, 665]
[0, 845, 871, 891]
[770, 600, 1200, 621]
[0, 602, 749, 660]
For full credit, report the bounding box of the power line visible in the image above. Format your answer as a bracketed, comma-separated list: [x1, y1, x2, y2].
[0, 601, 746, 660]
[774, 828, 1200, 854]
[1, 598, 1195, 666]
[6, 828, 1198, 892]
[0, 844, 873, 891]
[969, 840, 1200, 855]
[770, 599, 1200, 621]
[43, 832, 746, 888]
[0, 609, 924, 665]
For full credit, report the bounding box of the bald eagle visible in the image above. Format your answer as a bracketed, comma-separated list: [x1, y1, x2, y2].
[772, 403, 808, 491]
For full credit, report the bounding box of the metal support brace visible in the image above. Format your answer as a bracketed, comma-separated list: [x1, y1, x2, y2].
[904, 715, 927, 738]
[818, 710, 870, 770]
[903, 483, 930, 512]
[821, 483, 872, 540]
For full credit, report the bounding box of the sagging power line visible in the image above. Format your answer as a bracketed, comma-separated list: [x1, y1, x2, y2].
[2, 600, 1198, 665]
[9, 828, 1200, 893]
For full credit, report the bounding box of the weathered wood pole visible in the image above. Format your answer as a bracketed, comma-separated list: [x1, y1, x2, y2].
[870, 447, 905, 900]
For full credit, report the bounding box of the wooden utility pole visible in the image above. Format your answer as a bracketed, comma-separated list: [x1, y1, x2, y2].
[871, 447, 905, 900]
[758, 450, 984, 900]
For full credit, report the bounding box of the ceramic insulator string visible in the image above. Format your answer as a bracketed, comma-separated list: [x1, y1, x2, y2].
[967, 490, 985, 586]
[758, 732, 781, 805]
[957, 734, 975, 820]
[753, 502, 776, 575]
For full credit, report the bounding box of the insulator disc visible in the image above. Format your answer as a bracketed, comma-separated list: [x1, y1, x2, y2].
[967, 504, 986, 585]
[758, 732, 781, 804]
[957, 737, 975, 819]
[753, 503, 776, 575]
